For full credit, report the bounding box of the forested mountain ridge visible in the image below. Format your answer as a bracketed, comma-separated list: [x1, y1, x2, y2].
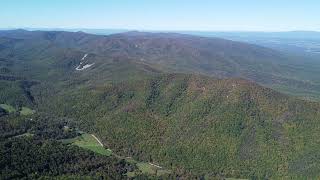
[37, 73, 320, 179]
[1, 30, 320, 179]
[1, 29, 319, 100]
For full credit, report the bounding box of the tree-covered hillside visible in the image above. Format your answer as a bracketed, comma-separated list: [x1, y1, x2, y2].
[35, 73, 320, 179]
[1, 30, 320, 179]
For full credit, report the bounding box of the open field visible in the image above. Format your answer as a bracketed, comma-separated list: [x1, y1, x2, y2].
[72, 133, 112, 156]
[60, 133, 112, 156]
[14, 132, 34, 138]
[20, 107, 35, 116]
[137, 162, 171, 176]
[0, 104, 35, 115]
[0, 104, 16, 113]
[125, 157, 171, 177]
[61, 133, 171, 177]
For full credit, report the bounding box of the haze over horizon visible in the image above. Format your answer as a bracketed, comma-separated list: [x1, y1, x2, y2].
[1, 0, 320, 32]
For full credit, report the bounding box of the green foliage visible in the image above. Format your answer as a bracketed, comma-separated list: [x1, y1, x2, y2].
[37, 74, 320, 179]
[0, 138, 133, 179]
[0, 115, 136, 179]
[0, 115, 33, 140]
[0, 81, 34, 108]
[0, 107, 7, 117]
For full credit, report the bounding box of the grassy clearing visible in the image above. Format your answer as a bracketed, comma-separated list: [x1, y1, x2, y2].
[20, 107, 35, 115]
[0, 104, 35, 115]
[71, 133, 112, 156]
[156, 169, 172, 176]
[137, 163, 155, 174]
[127, 162, 171, 176]
[14, 132, 34, 138]
[0, 104, 16, 113]
[62, 133, 171, 177]
[126, 171, 136, 178]
[125, 157, 171, 177]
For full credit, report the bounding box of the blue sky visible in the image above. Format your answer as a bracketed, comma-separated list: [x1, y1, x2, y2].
[1, 0, 319, 31]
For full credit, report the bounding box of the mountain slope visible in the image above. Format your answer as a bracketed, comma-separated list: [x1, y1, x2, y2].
[35, 73, 320, 179]
[0, 30, 286, 78]
[1, 29, 319, 100]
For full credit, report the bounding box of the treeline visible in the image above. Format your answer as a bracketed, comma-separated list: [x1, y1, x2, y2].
[0, 138, 133, 179]
[0, 114, 78, 141]
[0, 115, 32, 140]
[0, 80, 34, 108]
[0, 107, 7, 116]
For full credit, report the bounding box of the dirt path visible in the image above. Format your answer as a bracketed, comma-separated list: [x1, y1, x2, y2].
[91, 134, 104, 147]
[90, 133, 164, 171]
[149, 163, 162, 169]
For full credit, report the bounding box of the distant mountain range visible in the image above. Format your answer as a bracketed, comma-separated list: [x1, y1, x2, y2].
[0, 28, 320, 40]
[1, 29, 319, 100]
[3, 28, 320, 38]
[182, 31, 320, 56]
[4, 28, 320, 57]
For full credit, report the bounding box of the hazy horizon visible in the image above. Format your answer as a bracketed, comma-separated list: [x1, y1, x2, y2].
[1, 27, 320, 34]
[1, 0, 320, 32]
